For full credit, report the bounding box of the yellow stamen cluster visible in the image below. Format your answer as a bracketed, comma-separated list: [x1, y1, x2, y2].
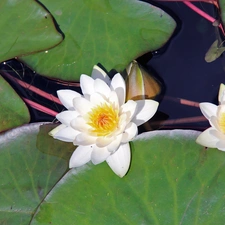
[87, 103, 119, 136]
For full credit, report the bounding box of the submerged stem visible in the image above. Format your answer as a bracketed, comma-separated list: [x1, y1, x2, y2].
[23, 98, 58, 117]
[183, 1, 225, 35]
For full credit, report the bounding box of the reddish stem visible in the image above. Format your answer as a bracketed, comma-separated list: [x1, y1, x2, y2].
[3, 71, 62, 105]
[154, 116, 207, 125]
[1, 71, 61, 116]
[183, 1, 225, 35]
[164, 96, 200, 107]
[23, 98, 58, 117]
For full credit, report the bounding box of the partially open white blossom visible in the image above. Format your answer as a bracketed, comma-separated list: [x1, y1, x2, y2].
[196, 83, 225, 150]
[50, 65, 159, 177]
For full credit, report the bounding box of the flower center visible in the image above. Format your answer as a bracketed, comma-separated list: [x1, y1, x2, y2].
[87, 103, 119, 136]
[218, 111, 225, 133]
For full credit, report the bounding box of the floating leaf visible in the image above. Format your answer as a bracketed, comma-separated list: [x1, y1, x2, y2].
[20, 0, 176, 81]
[0, 75, 30, 132]
[28, 130, 225, 225]
[0, 0, 63, 62]
[0, 123, 73, 224]
[205, 39, 225, 62]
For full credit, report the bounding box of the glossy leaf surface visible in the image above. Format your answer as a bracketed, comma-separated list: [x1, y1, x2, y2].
[0, 123, 74, 224]
[219, 0, 225, 29]
[0, 75, 30, 132]
[0, 0, 63, 62]
[20, 0, 176, 80]
[30, 130, 225, 225]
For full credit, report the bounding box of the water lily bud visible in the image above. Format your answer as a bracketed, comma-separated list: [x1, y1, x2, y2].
[125, 60, 161, 101]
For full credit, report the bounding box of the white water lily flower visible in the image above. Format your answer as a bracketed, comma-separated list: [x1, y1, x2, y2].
[50, 65, 159, 177]
[196, 83, 225, 150]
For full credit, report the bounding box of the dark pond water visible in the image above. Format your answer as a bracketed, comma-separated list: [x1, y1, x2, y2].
[146, 1, 225, 130]
[0, 1, 224, 132]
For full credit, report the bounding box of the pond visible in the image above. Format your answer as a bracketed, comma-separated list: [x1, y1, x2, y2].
[1, 1, 225, 224]
[1, 1, 222, 131]
[149, 0, 225, 131]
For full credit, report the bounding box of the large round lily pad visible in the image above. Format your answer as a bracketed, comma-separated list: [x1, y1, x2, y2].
[0, 0, 63, 62]
[20, 0, 176, 80]
[0, 75, 30, 132]
[29, 129, 225, 225]
[0, 123, 74, 224]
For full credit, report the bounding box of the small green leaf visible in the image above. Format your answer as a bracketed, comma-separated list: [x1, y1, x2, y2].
[0, 0, 63, 62]
[30, 130, 225, 225]
[0, 75, 30, 132]
[20, 0, 176, 81]
[205, 39, 225, 62]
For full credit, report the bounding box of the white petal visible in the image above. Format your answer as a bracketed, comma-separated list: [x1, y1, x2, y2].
[122, 122, 138, 142]
[196, 127, 218, 148]
[209, 116, 221, 131]
[73, 97, 93, 115]
[217, 104, 225, 118]
[120, 100, 137, 122]
[69, 145, 92, 168]
[96, 135, 123, 152]
[74, 133, 97, 145]
[199, 103, 217, 120]
[210, 129, 225, 140]
[106, 143, 131, 178]
[56, 110, 79, 126]
[94, 78, 111, 98]
[107, 134, 123, 153]
[110, 73, 126, 106]
[218, 83, 225, 103]
[132, 100, 159, 126]
[49, 124, 66, 136]
[91, 65, 110, 85]
[91, 146, 111, 165]
[70, 116, 91, 132]
[80, 74, 94, 97]
[116, 113, 128, 134]
[53, 126, 79, 142]
[96, 136, 114, 148]
[216, 140, 225, 151]
[57, 90, 81, 110]
[108, 91, 119, 110]
[90, 92, 108, 106]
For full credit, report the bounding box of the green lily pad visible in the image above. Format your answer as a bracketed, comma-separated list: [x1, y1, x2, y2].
[0, 75, 30, 132]
[20, 0, 176, 81]
[205, 39, 225, 62]
[0, 123, 74, 224]
[219, 0, 225, 28]
[0, 0, 63, 62]
[29, 130, 225, 224]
